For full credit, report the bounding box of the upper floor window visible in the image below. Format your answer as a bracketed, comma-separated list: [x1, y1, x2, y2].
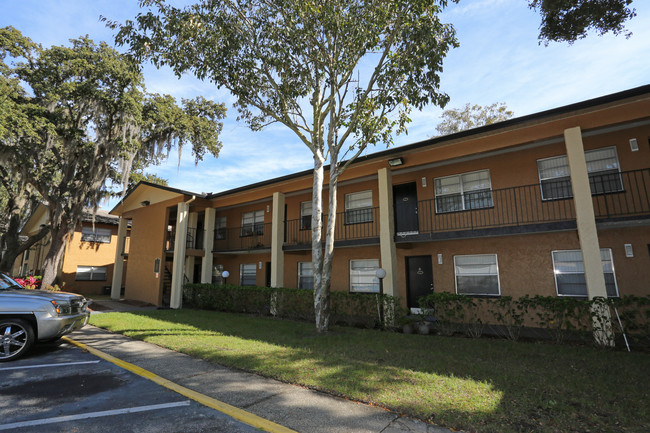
[241, 210, 264, 236]
[215, 216, 227, 240]
[345, 190, 373, 224]
[434, 170, 493, 213]
[552, 248, 618, 297]
[454, 254, 500, 296]
[349, 259, 380, 293]
[298, 261, 314, 289]
[76, 265, 107, 281]
[81, 226, 112, 243]
[300, 201, 312, 230]
[240, 263, 257, 286]
[537, 146, 623, 200]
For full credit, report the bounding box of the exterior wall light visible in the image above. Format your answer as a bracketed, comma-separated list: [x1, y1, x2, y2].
[141, 200, 150, 207]
[388, 157, 404, 167]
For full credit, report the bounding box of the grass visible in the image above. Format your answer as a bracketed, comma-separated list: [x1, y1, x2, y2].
[90, 309, 649, 433]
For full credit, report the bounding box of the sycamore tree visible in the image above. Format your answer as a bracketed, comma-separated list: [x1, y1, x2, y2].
[435, 102, 513, 136]
[529, 0, 636, 44]
[0, 27, 225, 287]
[108, 0, 458, 332]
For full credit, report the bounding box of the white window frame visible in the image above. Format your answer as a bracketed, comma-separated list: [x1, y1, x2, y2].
[81, 226, 112, 243]
[537, 146, 623, 200]
[241, 210, 264, 236]
[344, 190, 373, 224]
[75, 265, 107, 281]
[552, 248, 619, 297]
[434, 169, 493, 214]
[453, 254, 500, 296]
[240, 263, 256, 286]
[297, 261, 313, 290]
[300, 201, 312, 230]
[349, 259, 380, 293]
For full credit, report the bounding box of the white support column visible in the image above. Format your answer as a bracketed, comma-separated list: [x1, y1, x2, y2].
[170, 202, 189, 309]
[201, 208, 216, 283]
[564, 126, 613, 346]
[271, 192, 285, 287]
[110, 217, 128, 301]
[378, 168, 398, 298]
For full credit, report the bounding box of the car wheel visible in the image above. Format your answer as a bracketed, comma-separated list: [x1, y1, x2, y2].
[0, 319, 35, 362]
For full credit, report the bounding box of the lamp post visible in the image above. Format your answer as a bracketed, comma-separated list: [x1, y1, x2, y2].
[375, 268, 386, 326]
[222, 270, 230, 285]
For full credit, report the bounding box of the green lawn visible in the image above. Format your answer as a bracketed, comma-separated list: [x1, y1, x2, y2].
[90, 309, 649, 433]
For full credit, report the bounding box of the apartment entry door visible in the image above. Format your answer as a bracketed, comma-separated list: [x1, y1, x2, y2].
[406, 255, 433, 309]
[393, 182, 419, 235]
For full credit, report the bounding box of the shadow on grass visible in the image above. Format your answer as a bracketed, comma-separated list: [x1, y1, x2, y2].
[91, 309, 650, 433]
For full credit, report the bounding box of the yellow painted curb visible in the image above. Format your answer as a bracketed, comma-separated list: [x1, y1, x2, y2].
[62, 337, 297, 433]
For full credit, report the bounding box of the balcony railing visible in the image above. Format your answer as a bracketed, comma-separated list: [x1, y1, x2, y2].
[213, 223, 272, 251]
[409, 168, 649, 239]
[166, 227, 204, 251]
[285, 207, 380, 248]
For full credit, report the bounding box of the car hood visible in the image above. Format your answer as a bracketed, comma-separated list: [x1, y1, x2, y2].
[0, 288, 85, 302]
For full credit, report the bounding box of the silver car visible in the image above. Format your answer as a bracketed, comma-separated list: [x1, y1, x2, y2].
[1, 273, 90, 361]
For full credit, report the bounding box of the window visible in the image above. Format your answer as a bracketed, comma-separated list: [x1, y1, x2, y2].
[345, 191, 373, 224]
[434, 170, 493, 213]
[537, 147, 623, 200]
[349, 259, 380, 293]
[81, 226, 112, 243]
[298, 262, 313, 289]
[76, 266, 107, 281]
[552, 249, 618, 297]
[240, 263, 256, 286]
[215, 217, 227, 240]
[454, 254, 500, 296]
[300, 201, 312, 230]
[241, 210, 264, 236]
[212, 264, 224, 284]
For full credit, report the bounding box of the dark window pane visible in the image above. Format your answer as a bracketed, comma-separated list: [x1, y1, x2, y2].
[589, 170, 623, 195]
[456, 275, 499, 295]
[541, 177, 572, 200]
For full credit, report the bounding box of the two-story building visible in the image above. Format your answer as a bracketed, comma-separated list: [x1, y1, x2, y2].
[108, 85, 650, 310]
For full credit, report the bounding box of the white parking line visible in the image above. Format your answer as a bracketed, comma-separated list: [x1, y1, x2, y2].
[0, 360, 100, 371]
[0, 401, 191, 431]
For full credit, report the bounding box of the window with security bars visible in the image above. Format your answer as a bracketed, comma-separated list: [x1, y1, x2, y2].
[537, 147, 623, 200]
[240, 263, 256, 286]
[215, 217, 227, 240]
[241, 210, 264, 236]
[81, 226, 112, 243]
[552, 249, 618, 297]
[454, 254, 500, 296]
[212, 264, 224, 284]
[434, 170, 493, 213]
[298, 262, 313, 289]
[345, 191, 373, 224]
[349, 259, 379, 293]
[76, 266, 107, 281]
[300, 201, 312, 230]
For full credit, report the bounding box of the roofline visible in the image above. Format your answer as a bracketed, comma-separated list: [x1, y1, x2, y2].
[110, 180, 206, 213]
[206, 83, 650, 199]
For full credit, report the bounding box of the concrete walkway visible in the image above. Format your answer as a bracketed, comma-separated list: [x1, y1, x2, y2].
[73, 302, 458, 433]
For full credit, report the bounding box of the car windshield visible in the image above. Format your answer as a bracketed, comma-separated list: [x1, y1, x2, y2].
[0, 273, 24, 290]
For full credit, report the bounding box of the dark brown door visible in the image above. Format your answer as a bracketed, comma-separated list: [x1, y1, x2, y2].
[406, 255, 433, 309]
[265, 262, 272, 287]
[393, 183, 419, 234]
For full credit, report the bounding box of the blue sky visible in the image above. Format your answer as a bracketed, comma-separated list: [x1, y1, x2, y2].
[2, 0, 649, 209]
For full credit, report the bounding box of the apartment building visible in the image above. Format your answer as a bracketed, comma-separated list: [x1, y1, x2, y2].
[109, 85, 650, 309]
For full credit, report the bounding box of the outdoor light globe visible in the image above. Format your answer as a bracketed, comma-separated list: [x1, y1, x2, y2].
[375, 268, 387, 279]
[222, 271, 230, 279]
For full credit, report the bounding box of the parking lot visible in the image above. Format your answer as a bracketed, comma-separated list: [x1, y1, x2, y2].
[0, 341, 264, 433]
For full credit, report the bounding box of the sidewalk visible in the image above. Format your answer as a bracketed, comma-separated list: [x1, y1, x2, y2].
[72, 303, 458, 433]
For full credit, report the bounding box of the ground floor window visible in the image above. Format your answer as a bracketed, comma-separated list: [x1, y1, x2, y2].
[349, 259, 380, 293]
[454, 254, 500, 296]
[298, 262, 313, 289]
[240, 263, 256, 286]
[76, 266, 107, 281]
[552, 248, 618, 297]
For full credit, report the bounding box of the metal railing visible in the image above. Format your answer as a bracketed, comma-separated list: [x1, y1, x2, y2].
[166, 227, 204, 251]
[213, 222, 272, 251]
[285, 207, 380, 247]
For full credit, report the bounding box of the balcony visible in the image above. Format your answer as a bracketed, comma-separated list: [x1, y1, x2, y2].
[284, 207, 380, 249]
[213, 223, 272, 252]
[165, 227, 204, 251]
[399, 168, 649, 242]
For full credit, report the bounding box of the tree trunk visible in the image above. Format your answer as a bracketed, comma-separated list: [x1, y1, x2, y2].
[41, 225, 68, 288]
[312, 152, 328, 332]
